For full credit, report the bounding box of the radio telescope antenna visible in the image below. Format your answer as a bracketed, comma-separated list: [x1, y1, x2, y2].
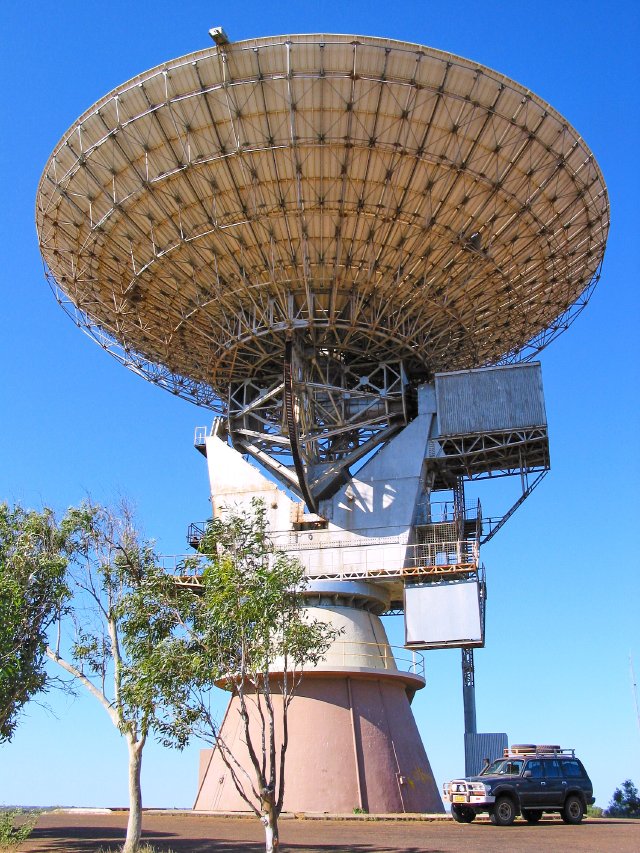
[37, 31, 608, 813]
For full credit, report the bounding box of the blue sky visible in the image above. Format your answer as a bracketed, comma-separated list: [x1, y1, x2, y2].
[1, 0, 639, 811]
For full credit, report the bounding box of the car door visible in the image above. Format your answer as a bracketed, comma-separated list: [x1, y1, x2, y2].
[542, 759, 566, 807]
[518, 759, 546, 808]
[562, 758, 592, 803]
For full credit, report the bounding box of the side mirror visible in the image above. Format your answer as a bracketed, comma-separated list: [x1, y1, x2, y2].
[523, 771, 532, 778]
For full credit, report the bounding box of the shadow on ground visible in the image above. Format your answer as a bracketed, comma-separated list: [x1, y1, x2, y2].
[26, 827, 445, 853]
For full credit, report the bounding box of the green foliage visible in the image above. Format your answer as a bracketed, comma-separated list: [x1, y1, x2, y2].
[606, 779, 640, 818]
[586, 804, 603, 817]
[122, 499, 338, 829]
[47, 499, 175, 853]
[0, 809, 39, 846]
[51, 499, 172, 740]
[126, 500, 337, 747]
[195, 500, 335, 680]
[0, 504, 71, 742]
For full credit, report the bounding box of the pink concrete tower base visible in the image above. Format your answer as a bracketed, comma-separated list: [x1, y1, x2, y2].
[193, 673, 443, 813]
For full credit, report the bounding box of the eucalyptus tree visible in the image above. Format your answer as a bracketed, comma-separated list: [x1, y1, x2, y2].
[0, 503, 69, 742]
[128, 501, 337, 853]
[607, 780, 640, 818]
[47, 499, 173, 853]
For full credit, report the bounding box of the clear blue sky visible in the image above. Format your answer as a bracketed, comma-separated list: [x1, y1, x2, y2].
[1, 0, 638, 811]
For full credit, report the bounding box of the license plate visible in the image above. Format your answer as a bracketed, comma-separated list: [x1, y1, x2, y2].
[452, 795, 466, 803]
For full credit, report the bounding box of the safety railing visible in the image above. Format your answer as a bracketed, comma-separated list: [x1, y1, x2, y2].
[408, 539, 478, 569]
[194, 425, 208, 447]
[296, 539, 479, 579]
[414, 499, 481, 525]
[164, 534, 480, 585]
[322, 640, 425, 680]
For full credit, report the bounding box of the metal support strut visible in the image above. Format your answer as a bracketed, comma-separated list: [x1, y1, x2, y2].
[462, 647, 477, 736]
[283, 340, 318, 513]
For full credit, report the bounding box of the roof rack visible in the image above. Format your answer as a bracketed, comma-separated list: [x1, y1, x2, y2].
[504, 744, 575, 758]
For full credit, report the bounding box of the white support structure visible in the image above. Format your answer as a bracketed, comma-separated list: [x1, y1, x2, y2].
[202, 379, 485, 630]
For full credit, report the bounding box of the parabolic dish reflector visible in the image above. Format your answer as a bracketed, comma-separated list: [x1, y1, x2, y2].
[36, 34, 608, 410]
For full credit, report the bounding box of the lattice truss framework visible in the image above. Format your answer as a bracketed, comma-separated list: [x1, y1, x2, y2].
[36, 34, 609, 412]
[230, 351, 406, 455]
[428, 426, 550, 480]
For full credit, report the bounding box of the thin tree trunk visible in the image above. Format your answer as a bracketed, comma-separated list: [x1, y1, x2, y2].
[261, 804, 279, 852]
[123, 735, 144, 853]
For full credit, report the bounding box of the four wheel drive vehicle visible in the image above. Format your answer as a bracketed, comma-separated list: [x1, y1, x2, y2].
[442, 745, 595, 826]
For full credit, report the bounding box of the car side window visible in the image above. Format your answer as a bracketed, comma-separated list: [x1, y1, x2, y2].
[527, 760, 544, 779]
[545, 760, 562, 778]
[562, 760, 583, 778]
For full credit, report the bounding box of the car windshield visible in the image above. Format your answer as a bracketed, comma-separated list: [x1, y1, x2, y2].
[480, 759, 523, 776]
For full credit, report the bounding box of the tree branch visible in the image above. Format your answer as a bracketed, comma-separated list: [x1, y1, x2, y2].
[46, 647, 119, 728]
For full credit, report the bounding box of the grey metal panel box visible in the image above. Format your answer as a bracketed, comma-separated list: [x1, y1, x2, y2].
[405, 578, 484, 649]
[435, 363, 546, 437]
[464, 733, 509, 777]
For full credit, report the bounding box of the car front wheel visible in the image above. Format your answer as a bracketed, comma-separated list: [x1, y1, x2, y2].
[561, 794, 584, 824]
[522, 808, 543, 823]
[451, 804, 475, 823]
[490, 796, 517, 826]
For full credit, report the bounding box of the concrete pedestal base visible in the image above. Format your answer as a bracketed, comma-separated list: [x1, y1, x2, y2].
[193, 673, 443, 813]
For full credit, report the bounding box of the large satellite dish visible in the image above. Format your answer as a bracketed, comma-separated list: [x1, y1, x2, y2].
[36, 34, 608, 411]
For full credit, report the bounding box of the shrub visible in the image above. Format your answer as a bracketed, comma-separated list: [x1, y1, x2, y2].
[0, 809, 39, 847]
[605, 780, 640, 818]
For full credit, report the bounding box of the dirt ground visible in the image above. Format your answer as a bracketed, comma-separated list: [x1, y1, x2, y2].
[14, 810, 640, 853]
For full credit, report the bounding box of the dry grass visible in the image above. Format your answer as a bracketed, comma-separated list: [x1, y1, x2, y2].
[98, 846, 177, 853]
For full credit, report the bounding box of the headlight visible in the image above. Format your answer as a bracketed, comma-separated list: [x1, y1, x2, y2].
[469, 782, 490, 795]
